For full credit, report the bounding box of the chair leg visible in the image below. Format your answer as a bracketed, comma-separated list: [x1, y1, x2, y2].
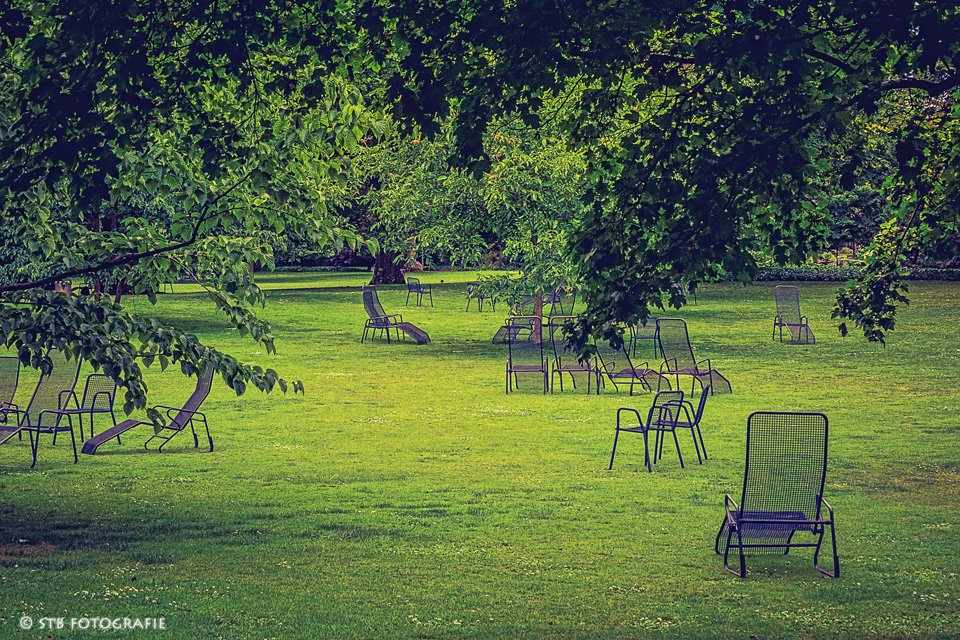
[29, 430, 39, 468]
[69, 427, 78, 464]
[814, 523, 840, 578]
[608, 429, 620, 470]
[696, 425, 707, 460]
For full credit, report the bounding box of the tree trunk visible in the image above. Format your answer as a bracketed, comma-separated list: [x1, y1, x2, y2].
[370, 251, 405, 285]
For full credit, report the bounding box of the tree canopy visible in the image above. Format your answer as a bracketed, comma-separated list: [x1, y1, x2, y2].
[370, 0, 960, 345]
[3, 0, 959, 411]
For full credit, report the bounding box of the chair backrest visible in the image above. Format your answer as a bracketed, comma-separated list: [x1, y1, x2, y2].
[407, 277, 421, 292]
[774, 285, 802, 324]
[548, 316, 578, 362]
[631, 317, 658, 340]
[362, 286, 387, 319]
[80, 374, 118, 412]
[0, 355, 20, 407]
[647, 389, 685, 426]
[506, 316, 544, 365]
[22, 350, 82, 426]
[656, 318, 696, 370]
[168, 364, 215, 430]
[740, 411, 828, 521]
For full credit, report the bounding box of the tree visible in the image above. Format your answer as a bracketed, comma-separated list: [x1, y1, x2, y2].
[368, 0, 960, 346]
[0, 1, 381, 414]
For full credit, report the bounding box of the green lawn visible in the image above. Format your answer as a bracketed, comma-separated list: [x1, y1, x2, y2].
[1, 274, 958, 639]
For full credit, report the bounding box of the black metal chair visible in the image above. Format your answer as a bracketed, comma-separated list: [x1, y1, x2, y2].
[656, 318, 732, 395]
[715, 411, 839, 578]
[48, 373, 119, 443]
[465, 282, 495, 311]
[629, 317, 660, 359]
[595, 334, 668, 396]
[361, 286, 431, 344]
[505, 316, 547, 394]
[548, 317, 596, 393]
[660, 384, 710, 465]
[774, 285, 815, 344]
[145, 364, 215, 452]
[609, 390, 684, 472]
[0, 350, 82, 467]
[405, 277, 433, 307]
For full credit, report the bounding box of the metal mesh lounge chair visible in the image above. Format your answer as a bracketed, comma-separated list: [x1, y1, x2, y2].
[774, 285, 815, 344]
[0, 350, 82, 467]
[629, 317, 660, 359]
[82, 364, 215, 454]
[405, 277, 433, 307]
[548, 317, 596, 393]
[715, 411, 839, 578]
[0, 355, 20, 429]
[361, 287, 431, 345]
[465, 282, 495, 311]
[595, 335, 668, 396]
[656, 318, 732, 395]
[505, 316, 547, 394]
[609, 390, 684, 472]
[144, 364, 215, 452]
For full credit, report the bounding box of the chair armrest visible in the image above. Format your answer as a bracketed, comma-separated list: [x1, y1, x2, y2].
[695, 357, 712, 371]
[800, 315, 808, 324]
[724, 494, 740, 529]
[153, 404, 207, 426]
[616, 407, 645, 431]
[659, 358, 677, 374]
[384, 313, 403, 322]
[0, 401, 17, 411]
[818, 495, 835, 521]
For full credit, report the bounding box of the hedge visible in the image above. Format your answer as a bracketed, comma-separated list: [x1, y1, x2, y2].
[750, 266, 960, 281]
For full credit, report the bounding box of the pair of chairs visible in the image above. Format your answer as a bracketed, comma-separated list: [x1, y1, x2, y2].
[609, 386, 710, 472]
[405, 277, 433, 307]
[0, 352, 114, 467]
[609, 403, 840, 580]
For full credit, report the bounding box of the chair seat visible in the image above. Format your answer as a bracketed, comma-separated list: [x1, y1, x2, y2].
[737, 511, 816, 534]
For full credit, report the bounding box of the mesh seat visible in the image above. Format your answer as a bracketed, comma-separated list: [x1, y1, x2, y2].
[773, 285, 815, 344]
[715, 411, 839, 578]
[49, 374, 119, 442]
[362, 287, 431, 344]
[144, 363, 215, 452]
[609, 390, 684, 472]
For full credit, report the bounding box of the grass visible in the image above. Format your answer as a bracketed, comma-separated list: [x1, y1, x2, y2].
[1, 273, 958, 639]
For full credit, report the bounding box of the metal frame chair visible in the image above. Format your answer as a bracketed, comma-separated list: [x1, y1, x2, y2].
[144, 364, 215, 452]
[0, 355, 20, 430]
[629, 317, 660, 359]
[465, 282, 495, 311]
[715, 411, 839, 578]
[656, 318, 732, 395]
[405, 277, 433, 307]
[609, 390, 684, 472]
[773, 285, 815, 344]
[48, 373, 119, 443]
[505, 316, 547, 394]
[548, 317, 596, 393]
[595, 334, 668, 396]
